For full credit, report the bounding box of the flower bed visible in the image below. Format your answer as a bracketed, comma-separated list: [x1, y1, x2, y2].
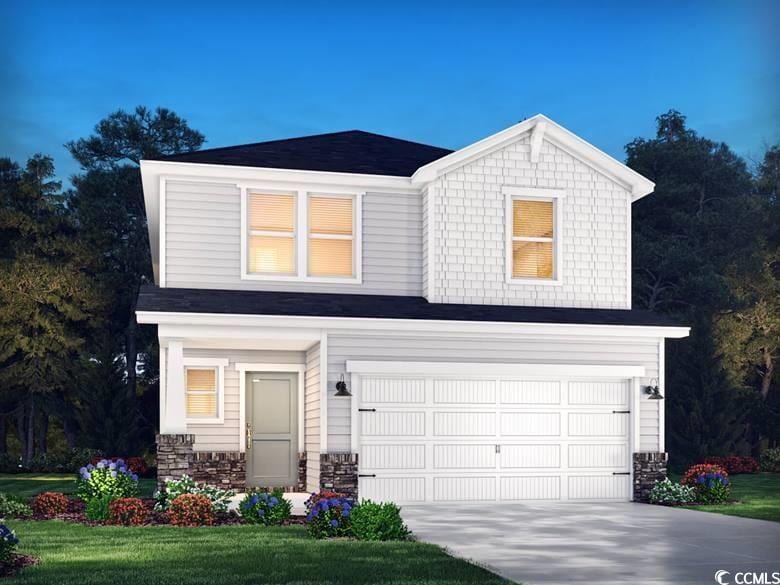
[701, 456, 759, 475]
[681, 464, 731, 504]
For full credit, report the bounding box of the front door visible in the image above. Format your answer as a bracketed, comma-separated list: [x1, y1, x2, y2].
[246, 372, 298, 487]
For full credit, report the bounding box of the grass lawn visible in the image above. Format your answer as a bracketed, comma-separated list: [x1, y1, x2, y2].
[5, 520, 511, 585]
[681, 472, 780, 523]
[0, 473, 156, 499]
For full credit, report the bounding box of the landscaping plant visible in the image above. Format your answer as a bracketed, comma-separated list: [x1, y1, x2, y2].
[305, 491, 353, 538]
[760, 447, 780, 473]
[702, 456, 759, 475]
[93, 456, 150, 477]
[107, 497, 149, 526]
[239, 488, 292, 525]
[681, 463, 731, 504]
[154, 474, 234, 513]
[167, 493, 215, 526]
[0, 493, 32, 518]
[350, 500, 410, 541]
[648, 479, 697, 505]
[31, 492, 69, 518]
[76, 459, 139, 501]
[0, 524, 19, 564]
[85, 494, 114, 521]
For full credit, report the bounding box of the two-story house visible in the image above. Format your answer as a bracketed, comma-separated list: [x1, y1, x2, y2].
[137, 114, 689, 504]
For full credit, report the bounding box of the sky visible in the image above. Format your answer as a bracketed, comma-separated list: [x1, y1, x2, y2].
[2, 0, 778, 184]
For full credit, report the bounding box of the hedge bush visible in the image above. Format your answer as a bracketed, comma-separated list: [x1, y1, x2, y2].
[31, 492, 69, 518]
[107, 497, 149, 526]
[239, 488, 291, 525]
[350, 500, 409, 541]
[0, 493, 32, 519]
[760, 448, 780, 473]
[702, 455, 759, 475]
[168, 494, 214, 526]
[648, 479, 696, 505]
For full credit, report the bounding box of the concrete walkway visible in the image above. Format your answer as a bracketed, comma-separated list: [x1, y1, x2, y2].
[402, 502, 780, 585]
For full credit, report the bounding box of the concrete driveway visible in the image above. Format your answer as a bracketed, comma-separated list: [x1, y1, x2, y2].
[402, 502, 780, 585]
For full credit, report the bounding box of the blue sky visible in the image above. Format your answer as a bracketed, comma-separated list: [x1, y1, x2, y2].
[2, 0, 778, 183]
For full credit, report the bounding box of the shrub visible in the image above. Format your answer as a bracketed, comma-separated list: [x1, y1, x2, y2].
[154, 475, 233, 514]
[760, 447, 780, 473]
[702, 456, 759, 475]
[168, 493, 214, 526]
[0, 448, 102, 474]
[92, 456, 149, 477]
[0, 493, 32, 518]
[0, 524, 19, 564]
[239, 488, 291, 525]
[107, 497, 149, 526]
[681, 463, 731, 504]
[85, 494, 114, 522]
[350, 500, 409, 541]
[31, 492, 69, 518]
[305, 491, 353, 538]
[648, 479, 696, 505]
[76, 458, 139, 501]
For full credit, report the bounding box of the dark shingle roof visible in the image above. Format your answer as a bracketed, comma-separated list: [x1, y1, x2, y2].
[137, 285, 683, 328]
[150, 130, 453, 177]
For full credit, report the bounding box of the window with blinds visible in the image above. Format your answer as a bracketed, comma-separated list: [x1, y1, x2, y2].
[511, 199, 555, 279]
[185, 368, 217, 419]
[308, 196, 354, 277]
[247, 193, 296, 274]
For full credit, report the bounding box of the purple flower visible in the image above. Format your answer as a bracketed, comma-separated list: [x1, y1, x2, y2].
[131, 473, 138, 481]
[270, 497, 278, 505]
[86, 464, 94, 471]
[330, 519, 339, 528]
[96, 461, 105, 469]
[110, 470, 117, 478]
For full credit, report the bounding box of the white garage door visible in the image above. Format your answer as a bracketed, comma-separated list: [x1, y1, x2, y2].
[356, 373, 634, 503]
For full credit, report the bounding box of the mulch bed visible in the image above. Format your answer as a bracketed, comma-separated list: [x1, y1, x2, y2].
[0, 553, 40, 577]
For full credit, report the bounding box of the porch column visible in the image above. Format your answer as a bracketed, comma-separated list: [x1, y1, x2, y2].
[162, 340, 187, 433]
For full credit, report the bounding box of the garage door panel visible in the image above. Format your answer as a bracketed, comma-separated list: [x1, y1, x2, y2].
[500, 476, 560, 500]
[434, 444, 496, 469]
[362, 477, 425, 503]
[501, 412, 560, 436]
[569, 475, 630, 500]
[568, 412, 627, 437]
[434, 379, 496, 404]
[569, 444, 627, 468]
[500, 380, 561, 404]
[568, 381, 628, 406]
[361, 411, 425, 436]
[363, 378, 425, 404]
[500, 444, 560, 468]
[362, 444, 425, 470]
[434, 412, 495, 436]
[434, 477, 496, 501]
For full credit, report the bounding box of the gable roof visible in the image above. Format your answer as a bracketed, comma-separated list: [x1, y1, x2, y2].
[412, 114, 655, 200]
[150, 130, 453, 177]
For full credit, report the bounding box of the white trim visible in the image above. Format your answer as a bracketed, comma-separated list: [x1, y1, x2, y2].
[630, 376, 641, 501]
[349, 372, 359, 453]
[319, 331, 328, 453]
[138, 310, 691, 339]
[412, 115, 655, 200]
[529, 120, 547, 163]
[658, 338, 665, 452]
[345, 361, 645, 378]
[504, 189, 565, 285]
[235, 363, 306, 453]
[626, 195, 633, 309]
[159, 177, 167, 287]
[182, 359, 226, 425]
[425, 186, 436, 301]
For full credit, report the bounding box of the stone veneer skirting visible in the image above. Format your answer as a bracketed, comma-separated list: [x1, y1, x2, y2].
[633, 451, 668, 502]
[319, 453, 358, 498]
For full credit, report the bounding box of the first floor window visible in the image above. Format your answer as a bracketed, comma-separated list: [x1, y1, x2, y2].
[511, 198, 555, 279]
[185, 367, 218, 419]
[247, 192, 296, 275]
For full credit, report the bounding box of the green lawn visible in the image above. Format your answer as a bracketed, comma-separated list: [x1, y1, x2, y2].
[0, 473, 156, 499]
[681, 472, 780, 523]
[5, 520, 511, 585]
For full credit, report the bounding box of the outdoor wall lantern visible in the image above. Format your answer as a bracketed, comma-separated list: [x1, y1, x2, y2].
[644, 378, 663, 400]
[334, 374, 351, 397]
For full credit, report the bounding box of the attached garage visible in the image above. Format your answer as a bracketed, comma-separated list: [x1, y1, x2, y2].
[347, 362, 644, 504]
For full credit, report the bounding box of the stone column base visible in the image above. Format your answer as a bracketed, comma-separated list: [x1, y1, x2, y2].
[319, 453, 358, 498]
[633, 452, 668, 502]
[191, 452, 246, 492]
[156, 433, 194, 489]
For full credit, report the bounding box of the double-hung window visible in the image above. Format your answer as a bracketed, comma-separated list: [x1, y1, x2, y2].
[308, 195, 355, 278]
[247, 192, 296, 275]
[185, 367, 218, 420]
[505, 187, 563, 283]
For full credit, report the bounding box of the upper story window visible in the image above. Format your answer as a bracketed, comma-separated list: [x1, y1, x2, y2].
[242, 188, 361, 283]
[504, 187, 564, 284]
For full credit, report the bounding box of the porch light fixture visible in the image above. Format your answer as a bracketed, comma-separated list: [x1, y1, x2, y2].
[334, 374, 351, 397]
[644, 379, 663, 400]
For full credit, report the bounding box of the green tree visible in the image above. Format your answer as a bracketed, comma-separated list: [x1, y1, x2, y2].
[0, 155, 104, 464]
[66, 107, 204, 446]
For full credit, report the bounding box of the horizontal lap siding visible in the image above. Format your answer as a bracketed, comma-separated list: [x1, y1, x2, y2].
[183, 348, 304, 452]
[165, 181, 422, 295]
[305, 343, 321, 491]
[326, 334, 661, 453]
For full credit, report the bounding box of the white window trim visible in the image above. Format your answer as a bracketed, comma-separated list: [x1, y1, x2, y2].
[504, 186, 565, 286]
[182, 357, 228, 425]
[240, 186, 363, 284]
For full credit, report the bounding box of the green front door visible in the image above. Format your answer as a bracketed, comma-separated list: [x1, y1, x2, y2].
[246, 372, 298, 487]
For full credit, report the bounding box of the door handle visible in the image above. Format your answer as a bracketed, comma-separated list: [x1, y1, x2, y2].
[246, 422, 252, 450]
